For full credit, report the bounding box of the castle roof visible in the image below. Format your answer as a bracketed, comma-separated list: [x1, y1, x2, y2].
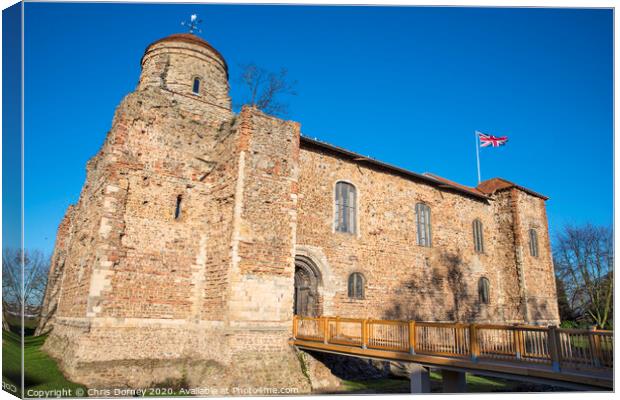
[143, 33, 229, 75]
[422, 173, 488, 199]
[476, 177, 549, 200]
[300, 136, 548, 201]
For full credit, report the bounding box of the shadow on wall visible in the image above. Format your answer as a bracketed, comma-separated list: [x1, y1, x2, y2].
[528, 298, 554, 324]
[305, 350, 390, 381]
[381, 250, 557, 324]
[382, 250, 484, 322]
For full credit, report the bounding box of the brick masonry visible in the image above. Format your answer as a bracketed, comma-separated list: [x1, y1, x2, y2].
[38, 33, 559, 391]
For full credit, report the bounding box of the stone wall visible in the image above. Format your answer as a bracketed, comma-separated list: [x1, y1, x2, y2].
[226, 107, 300, 326]
[89, 87, 233, 321]
[36, 205, 75, 334]
[512, 189, 559, 323]
[295, 143, 558, 325]
[488, 189, 529, 322]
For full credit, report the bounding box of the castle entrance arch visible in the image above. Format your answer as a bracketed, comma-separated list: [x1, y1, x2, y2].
[294, 256, 322, 317]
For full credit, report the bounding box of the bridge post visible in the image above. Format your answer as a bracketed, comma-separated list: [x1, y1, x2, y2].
[441, 369, 466, 393]
[323, 317, 329, 344]
[547, 325, 562, 372]
[409, 363, 430, 393]
[361, 319, 368, 349]
[469, 324, 479, 362]
[588, 325, 602, 368]
[292, 315, 298, 339]
[513, 328, 523, 360]
[408, 321, 416, 354]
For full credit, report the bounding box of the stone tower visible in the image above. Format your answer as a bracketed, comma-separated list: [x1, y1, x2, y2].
[138, 33, 231, 109]
[37, 33, 310, 391]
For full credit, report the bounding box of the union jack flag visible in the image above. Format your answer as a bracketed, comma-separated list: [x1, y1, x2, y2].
[477, 131, 508, 148]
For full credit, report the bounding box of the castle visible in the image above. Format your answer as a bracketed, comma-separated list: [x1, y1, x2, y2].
[37, 33, 559, 390]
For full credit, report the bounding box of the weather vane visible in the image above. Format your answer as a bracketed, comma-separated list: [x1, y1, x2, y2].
[181, 14, 202, 34]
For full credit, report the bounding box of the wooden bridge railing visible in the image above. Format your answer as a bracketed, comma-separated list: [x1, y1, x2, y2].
[292, 315, 613, 373]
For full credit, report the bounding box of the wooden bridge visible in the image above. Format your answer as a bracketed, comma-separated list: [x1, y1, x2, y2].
[291, 315, 613, 391]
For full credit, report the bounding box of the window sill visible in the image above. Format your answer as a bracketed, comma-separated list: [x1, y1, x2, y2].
[334, 230, 359, 238]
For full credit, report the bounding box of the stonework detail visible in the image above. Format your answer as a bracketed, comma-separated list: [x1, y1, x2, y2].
[38, 32, 559, 391]
[295, 145, 558, 324]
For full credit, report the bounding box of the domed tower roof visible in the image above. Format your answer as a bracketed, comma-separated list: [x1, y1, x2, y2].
[142, 33, 228, 76]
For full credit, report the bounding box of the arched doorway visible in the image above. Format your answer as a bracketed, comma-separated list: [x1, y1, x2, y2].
[294, 256, 321, 317]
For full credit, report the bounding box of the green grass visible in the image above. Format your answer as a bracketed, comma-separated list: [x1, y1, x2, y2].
[2, 329, 22, 397]
[4, 316, 39, 336]
[2, 330, 87, 398]
[337, 370, 566, 394]
[341, 378, 410, 392]
[431, 371, 515, 392]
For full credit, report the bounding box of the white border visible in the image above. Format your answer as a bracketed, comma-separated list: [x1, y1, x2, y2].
[0, 2, 616, 400]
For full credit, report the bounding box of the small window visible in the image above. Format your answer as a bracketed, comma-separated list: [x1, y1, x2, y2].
[348, 273, 364, 299]
[192, 77, 201, 94]
[473, 219, 484, 253]
[478, 277, 490, 304]
[529, 229, 539, 257]
[415, 203, 432, 247]
[174, 195, 182, 220]
[335, 182, 357, 234]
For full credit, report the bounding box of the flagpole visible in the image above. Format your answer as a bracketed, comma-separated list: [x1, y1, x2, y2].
[475, 131, 481, 184]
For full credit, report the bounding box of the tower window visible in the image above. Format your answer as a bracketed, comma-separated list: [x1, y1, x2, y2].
[348, 273, 365, 299]
[174, 195, 183, 220]
[335, 181, 357, 234]
[529, 228, 539, 257]
[479, 277, 490, 304]
[473, 219, 484, 253]
[415, 203, 432, 247]
[192, 77, 201, 94]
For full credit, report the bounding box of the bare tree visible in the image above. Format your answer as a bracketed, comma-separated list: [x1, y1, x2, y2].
[2, 248, 49, 329]
[554, 224, 613, 329]
[238, 63, 297, 116]
[554, 274, 577, 323]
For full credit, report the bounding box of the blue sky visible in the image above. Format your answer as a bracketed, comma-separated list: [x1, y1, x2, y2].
[20, 3, 612, 254]
[3, 2, 22, 251]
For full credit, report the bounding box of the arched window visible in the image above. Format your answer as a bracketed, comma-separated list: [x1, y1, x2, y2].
[348, 273, 364, 299]
[478, 277, 490, 304]
[415, 203, 432, 247]
[335, 181, 356, 234]
[192, 77, 201, 94]
[174, 195, 183, 220]
[472, 219, 484, 253]
[529, 229, 539, 257]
